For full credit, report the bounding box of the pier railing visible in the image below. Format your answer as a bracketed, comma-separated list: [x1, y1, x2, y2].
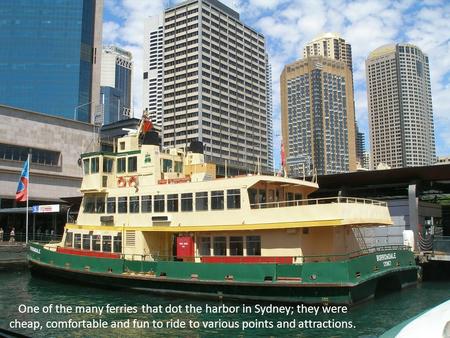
[1, 232, 62, 244]
[119, 244, 410, 263]
[250, 196, 387, 209]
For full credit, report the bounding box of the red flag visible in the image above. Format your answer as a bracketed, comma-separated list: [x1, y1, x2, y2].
[143, 119, 153, 133]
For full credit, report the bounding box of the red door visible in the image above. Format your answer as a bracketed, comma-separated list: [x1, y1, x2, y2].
[176, 236, 194, 261]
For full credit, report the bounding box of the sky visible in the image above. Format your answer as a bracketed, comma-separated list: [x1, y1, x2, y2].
[103, 0, 450, 167]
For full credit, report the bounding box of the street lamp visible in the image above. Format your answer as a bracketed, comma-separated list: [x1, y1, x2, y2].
[73, 101, 93, 120]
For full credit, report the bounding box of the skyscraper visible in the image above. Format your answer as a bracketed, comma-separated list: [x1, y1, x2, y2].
[281, 56, 356, 176]
[100, 45, 133, 125]
[265, 53, 274, 172]
[143, 0, 271, 174]
[355, 122, 365, 166]
[303, 32, 361, 170]
[366, 43, 435, 168]
[304, 32, 353, 71]
[143, 14, 164, 128]
[0, 0, 103, 123]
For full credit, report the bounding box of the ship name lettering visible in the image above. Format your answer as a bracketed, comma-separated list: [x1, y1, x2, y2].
[376, 253, 396, 262]
[30, 246, 40, 254]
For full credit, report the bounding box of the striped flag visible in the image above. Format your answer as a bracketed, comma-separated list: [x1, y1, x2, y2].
[15, 159, 29, 202]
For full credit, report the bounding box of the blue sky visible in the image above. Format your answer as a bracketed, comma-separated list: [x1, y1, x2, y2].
[103, 0, 450, 166]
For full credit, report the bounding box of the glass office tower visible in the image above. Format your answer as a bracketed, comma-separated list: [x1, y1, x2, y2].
[0, 0, 103, 122]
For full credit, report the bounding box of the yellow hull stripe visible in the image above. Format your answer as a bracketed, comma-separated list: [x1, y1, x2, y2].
[65, 219, 391, 232]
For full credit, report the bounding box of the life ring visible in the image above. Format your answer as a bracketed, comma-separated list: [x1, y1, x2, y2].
[117, 176, 126, 187]
[128, 176, 138, 187]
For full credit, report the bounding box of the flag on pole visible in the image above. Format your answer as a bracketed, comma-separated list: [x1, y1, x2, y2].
[281, 141, 286, 168]
[280, 141, 288, 177]
[16, 159, 29, 202]
[143, 118, 153, 133]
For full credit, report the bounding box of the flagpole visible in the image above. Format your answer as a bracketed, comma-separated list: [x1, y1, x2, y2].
[26, 152, 30, 244]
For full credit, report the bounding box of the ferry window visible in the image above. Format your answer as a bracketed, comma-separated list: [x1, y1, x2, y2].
[229, 236, 243, 255]
[167, 194, 179, 212]
[82, 234, 90, 250]
[199, 237, 211, 256]
[118, 197, 128, 213]
[74, 233, 82, 249]
[246, 236, 261, 256]
[154, 195, 165, 212]
[128, 156, 137, 172]
[213, 236, 226, 255]
[248, 188, 257, 207]
[65, 232, 73, 248]
[259, 190, 266, 204]
[92, 235, 101, 251]
[103, 158, 114, 173]
[107, 197, 116, 213]
[141, 195, 152, 212]
[83, 158, 90, 175]
[174, 161, 183, 173]
[96, 196, 105, 213]
[227, 189, 241, 209]
[102, 236, 112, 252]
[162, 159, 172, 172]
[91, 157, 99, 173]
[196, 192, 208, 211]
[113, 234, 122, 253]
[83, 196, 95, 213]
[129, 196, 139, 213]
[181, 193, 193, 211]
[211, 190, 224, 210]
[117, 158, 126, 173]
[286, 192, 294, 206]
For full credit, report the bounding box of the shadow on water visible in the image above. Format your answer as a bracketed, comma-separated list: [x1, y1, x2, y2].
[374, 274, 401, 299]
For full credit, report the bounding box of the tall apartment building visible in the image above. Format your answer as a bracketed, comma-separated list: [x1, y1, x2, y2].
[281, 56, 356, 176]
[304, 32, 353, 71]
[355, 122, 365, 165]
[303, 32, 361, 169]
[0, 0, 103, 123]
[143, 0, 271, 174]
[265, 53, 274, 172]
[100, 46, 133, 124]
[366, 43, 436, 168]
[143, 14, 164, 127]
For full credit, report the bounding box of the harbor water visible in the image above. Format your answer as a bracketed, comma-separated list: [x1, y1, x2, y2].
[0, 267, 449, 338]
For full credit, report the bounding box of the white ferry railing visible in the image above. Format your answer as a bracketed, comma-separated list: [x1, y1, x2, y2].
[250, 196, 387, 209]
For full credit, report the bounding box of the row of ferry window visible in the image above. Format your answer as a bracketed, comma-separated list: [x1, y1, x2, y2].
[65, 232, 122, 253]
[83, 189, 241, 213]
[83, 156, 183, 175]
[198, 235, 261, 256]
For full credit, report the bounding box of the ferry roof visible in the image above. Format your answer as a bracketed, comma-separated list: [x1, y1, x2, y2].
[218, 174, 319, 189]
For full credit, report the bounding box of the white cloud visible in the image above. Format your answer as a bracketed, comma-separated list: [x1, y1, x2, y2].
[102, 21, 120, 43]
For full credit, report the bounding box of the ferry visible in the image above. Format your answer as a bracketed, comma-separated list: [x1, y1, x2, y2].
[28, 115, 419, 305]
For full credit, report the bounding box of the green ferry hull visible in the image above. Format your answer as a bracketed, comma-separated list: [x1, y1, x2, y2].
[28, 243, 419, 305]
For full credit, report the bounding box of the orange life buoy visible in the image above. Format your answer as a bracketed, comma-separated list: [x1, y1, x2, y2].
[128, 176, 138, 187]
[117, 176, 126, 187]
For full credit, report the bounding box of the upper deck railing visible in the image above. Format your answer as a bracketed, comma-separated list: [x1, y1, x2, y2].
[250, 196, 387, 209]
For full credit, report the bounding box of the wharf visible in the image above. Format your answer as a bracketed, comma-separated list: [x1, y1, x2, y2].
[416, 238, 450, 280]
[0, 242, 27, 267]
